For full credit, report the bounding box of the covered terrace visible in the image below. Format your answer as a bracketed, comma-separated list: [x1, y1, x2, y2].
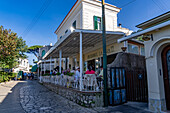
[43, 29, 125, 91]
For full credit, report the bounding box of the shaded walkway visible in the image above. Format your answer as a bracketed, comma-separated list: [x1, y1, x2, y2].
[0, 81, 27, 113]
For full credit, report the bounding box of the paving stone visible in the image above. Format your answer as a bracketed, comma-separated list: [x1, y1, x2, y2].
[18, 81, 152, 113]
[20, 81, 97, 113]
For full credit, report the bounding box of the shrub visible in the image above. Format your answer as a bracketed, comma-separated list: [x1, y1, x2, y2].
[0, 71, 17, 83]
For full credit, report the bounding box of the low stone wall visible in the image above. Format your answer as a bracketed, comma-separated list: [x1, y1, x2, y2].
[43, 83, 103, 108]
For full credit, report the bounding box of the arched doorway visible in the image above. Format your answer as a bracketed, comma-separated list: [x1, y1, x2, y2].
[162, 45, 170, 110]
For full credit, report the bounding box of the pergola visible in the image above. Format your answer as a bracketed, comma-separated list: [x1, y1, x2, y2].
[43, 29, 125, 90]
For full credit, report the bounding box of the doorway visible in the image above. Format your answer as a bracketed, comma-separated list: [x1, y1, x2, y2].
[162, 45, 170, 110]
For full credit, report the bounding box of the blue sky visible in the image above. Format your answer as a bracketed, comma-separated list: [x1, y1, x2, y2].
[0, 0, 169, 65]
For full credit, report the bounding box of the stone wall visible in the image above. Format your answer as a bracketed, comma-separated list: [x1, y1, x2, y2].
[43, 83, 103, 108]
[107, 52, 146, 87]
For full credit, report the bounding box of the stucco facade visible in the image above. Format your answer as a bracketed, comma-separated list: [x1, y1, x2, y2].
[145, 26, 170, 112]
[118, 11, 170, 112]
[55, 0, 132, 41]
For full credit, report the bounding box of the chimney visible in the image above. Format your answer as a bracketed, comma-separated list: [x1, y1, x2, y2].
[118, 23, 122, 28]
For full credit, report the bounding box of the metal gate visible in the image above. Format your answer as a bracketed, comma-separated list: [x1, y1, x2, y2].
[108, 67, 148, 106]
[108, 67, 127, 106]
[126, 68, 148, 102]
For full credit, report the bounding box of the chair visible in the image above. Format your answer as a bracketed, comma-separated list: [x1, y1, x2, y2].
[83, 74, 98, 91]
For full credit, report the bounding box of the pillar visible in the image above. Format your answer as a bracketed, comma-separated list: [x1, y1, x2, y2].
[41, 62, 42, 76]
[54, 58, 57, 68]
[79, 32, 83, 91]
[50, 57, 52, 73]
[44, 60, 46, 74]
[59, 50, 62, 73]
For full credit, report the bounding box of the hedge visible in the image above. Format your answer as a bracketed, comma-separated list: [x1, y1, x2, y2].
[0, 71, 17, 83]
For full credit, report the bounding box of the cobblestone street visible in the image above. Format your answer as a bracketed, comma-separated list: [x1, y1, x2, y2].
[0, 80, 151, 113]
[20, 81, 96, 113]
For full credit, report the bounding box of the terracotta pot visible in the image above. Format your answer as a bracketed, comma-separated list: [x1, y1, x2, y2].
[121, 47, 127, 52]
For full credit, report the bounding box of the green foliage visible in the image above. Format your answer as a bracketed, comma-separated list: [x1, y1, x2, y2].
[42, 73, 50, 76]
[0, 71, 17, 83]
[131, 30, 144, 42]
[27, 45, 43, 58]
[66, 72, 74, 76]
[136, 35, 144, 42]
[0, 26, 28, 69]
[56, 72, 61, 76]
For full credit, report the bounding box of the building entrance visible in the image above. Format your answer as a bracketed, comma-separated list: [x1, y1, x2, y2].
[162, 45, 170, 110]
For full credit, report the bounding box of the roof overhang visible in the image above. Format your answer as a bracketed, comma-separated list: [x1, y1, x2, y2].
[136, 11, 170, 28]
[118, 20, 170, 43]
[43, 29, 125, 59]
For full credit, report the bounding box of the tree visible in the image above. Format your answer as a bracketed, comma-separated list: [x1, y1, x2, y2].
[0, 26, 28, 68]
[131, 29, 144, 42]
[27, 45, 43, 58]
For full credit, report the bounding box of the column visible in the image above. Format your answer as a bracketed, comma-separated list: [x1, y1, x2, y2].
[67, 58, 69, 69]
[40, 62, 43, 83]
[63, 59, 65, 70]
[54, 58, 57, 68]
[65, 58, 68, 70]
[38, 64, 40, 77]
[59, 50, 62, 73]
[41, 62, 42, 76]
[44, 60, 46, 74]
[124, 41, 128, 52]
[79, 32, 83, 91]
[50, 57, 52, 73]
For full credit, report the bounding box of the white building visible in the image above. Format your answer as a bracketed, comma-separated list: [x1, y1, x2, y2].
[118, 11, 170, 112]
[43, 0, 138, 68]
[42, 0, 141, 91]
[13, 58, 30, 73]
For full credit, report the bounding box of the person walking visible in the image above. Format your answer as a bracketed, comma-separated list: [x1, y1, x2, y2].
[74, 67, 80, 88]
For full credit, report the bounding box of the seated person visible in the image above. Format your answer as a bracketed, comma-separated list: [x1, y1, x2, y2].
[98, 66, 103, 79]
[85, 66, 95, 74]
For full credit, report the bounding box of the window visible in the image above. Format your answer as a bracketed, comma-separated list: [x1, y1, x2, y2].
[140, 47, 145, 56]
[60, 36, 62, 39]
[42, 50, 45, 57]
[65, 29, 68, 34]
[128, 44, 139, 54]
[94, 16, 101, 30]
[72, 21, 76, 29]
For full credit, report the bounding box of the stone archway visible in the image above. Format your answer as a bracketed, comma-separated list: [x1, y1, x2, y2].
[147, 37, 170, 112]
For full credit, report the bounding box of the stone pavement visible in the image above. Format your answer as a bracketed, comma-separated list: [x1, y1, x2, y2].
[0, 80, 152, 113]
[20, 81, 97, 113]
[0, 80, 27, 113]
[20, 81, 151, 113]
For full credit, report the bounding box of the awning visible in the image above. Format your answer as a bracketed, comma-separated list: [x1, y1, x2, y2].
[31, 65, 38, 72]
[43, 29, 125, 59]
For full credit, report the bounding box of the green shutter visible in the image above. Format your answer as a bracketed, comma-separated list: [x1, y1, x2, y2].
[94, 16, 98, 30]
[42, 50, 45, 57]
[101, 17, 102, 30]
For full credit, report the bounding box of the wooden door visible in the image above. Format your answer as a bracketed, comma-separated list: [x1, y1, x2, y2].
[162, 45, 170, 110]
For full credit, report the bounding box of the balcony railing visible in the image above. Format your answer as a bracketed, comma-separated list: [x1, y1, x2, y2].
[40, 74, 103, 92]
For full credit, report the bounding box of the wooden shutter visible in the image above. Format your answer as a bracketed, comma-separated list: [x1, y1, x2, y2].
[94, 16, 98, 30]
[100, 17, 103, 30]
